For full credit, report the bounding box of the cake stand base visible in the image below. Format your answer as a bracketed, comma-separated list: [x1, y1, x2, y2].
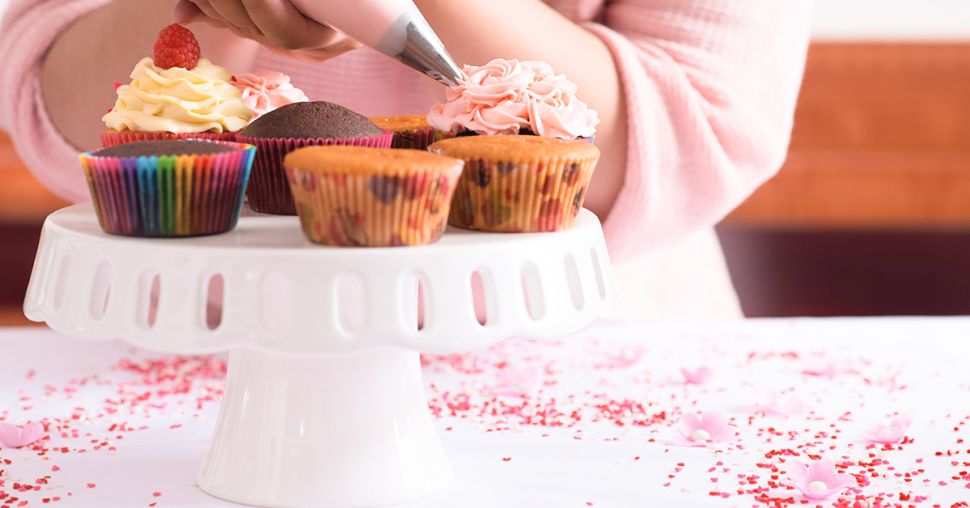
[197, 348, 452, 508]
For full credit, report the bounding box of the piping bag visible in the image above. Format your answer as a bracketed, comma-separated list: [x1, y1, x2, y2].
[289, 0, 464, 86]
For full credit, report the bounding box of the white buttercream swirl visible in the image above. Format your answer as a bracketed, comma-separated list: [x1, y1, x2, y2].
[103, 57, 254, 133]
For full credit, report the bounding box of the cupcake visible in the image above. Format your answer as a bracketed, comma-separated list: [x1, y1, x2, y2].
[101, 24, 254, 147]
[429, 135, 599, 233]
[370, 115, 439, 150]
[237, 101, 393, 215]
[231, 71, 309, 118]
[427, 58, 599, 141]
[79, 140, 255, 237]
[284, 146, 463, 247]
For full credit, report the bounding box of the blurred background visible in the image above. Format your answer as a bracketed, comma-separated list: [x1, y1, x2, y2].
[0, 0, 968, 324]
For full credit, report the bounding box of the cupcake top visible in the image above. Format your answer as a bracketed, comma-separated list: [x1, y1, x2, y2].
[91, 140, 237, 158]
[231, 71, 309, 118]
[241, 101, 384, 139]
[102, 25, 254, 134]
[370, 115, 429, 133]
[427, 58, 599, 140]
[285, 146, 462, 175]
[429, 134, 599, 163]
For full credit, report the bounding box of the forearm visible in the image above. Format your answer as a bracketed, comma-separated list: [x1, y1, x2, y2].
[41, 0, 258, 150]
[414, 0, 627, 220]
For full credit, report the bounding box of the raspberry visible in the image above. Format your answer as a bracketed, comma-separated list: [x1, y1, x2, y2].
[152, 24, 200, 70]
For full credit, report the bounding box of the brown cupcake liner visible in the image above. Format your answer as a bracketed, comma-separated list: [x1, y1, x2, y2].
[447, 156, 596, 233]
[237, 133, 393, 215]
[389, 126, 438, 150]
[285, 163, 462, 247]
[100, 130, 236, 148]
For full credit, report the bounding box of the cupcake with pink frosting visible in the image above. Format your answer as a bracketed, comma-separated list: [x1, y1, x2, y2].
[427, 58, 599, 141]
[426, 59, 601, 233]
[231, 71, 309, 118]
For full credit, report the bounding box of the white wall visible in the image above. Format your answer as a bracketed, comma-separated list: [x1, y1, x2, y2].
[812, 0, 970, 40]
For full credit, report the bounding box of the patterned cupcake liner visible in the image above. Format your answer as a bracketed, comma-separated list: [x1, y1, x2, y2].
[79, 141, 256, 237]
[285, 162, 462, 247]
[388, 126, 439, 150]
[237, 133, 393, 215]
[447, 155, 597, 233]
[101, 130, 237, 148]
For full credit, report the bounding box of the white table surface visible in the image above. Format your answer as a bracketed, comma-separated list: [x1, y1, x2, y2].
[1, 318, 970, 507]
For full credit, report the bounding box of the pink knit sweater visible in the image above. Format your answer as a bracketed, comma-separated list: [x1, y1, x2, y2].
[0, 0, 812, 319]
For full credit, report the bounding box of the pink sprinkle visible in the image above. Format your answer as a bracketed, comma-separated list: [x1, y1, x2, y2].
[152, 491, 161, 497]
[501, 457, 512, 462]
[86, 483, 96, 488]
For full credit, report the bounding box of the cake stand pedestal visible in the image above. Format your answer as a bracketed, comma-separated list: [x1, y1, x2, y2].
[23, 203, 616, 508]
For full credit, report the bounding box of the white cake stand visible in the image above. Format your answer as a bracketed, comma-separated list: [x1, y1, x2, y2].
[23, 203, 616, 508]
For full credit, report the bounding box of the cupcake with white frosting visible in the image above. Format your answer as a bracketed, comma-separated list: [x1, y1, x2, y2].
[101, 24, 254, 147]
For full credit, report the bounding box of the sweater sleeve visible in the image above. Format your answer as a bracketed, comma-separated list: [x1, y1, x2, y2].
[582, 0, 812, 262]
[0, 0, 112, 202]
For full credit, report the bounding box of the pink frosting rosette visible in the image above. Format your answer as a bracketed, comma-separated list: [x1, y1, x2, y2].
[231, 71, 309, 118]
[427, 58, 599, 140]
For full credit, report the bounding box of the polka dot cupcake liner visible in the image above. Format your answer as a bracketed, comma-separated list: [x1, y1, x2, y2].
[430, 136, 600, 233]
[236, 133, 393, 215]
[449, 157, 596, 232]
[285, 155, 462, 247]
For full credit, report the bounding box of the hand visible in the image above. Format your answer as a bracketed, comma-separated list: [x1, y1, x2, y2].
[172, 0, 360, 61]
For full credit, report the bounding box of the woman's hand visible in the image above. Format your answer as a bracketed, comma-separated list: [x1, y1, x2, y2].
[172, 0, 360, 60]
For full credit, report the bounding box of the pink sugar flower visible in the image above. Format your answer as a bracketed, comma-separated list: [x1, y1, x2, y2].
[491, 364, 543, 398]
[802, 360, 856, 378]
[0, 422, 45, 448]
[596, 346, 645, 369]
[676, 412, 733, 446]
[680, 366, 712, 385]
[785, 459, 853, 501]
[752, 394, 808, 417]
[863, 414, 912, 444]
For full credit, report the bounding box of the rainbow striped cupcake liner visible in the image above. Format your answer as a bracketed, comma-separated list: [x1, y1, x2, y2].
[79, 141, 255, 237]
[236, 133, 393, 216]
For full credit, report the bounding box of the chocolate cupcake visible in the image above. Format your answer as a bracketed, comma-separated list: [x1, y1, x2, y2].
[370, 115, 440, 150]
[284, 146, 463, 247]
[429, 135, 599, 233]
[237, 101, 393, 215]
[80, 139, 255, 237]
